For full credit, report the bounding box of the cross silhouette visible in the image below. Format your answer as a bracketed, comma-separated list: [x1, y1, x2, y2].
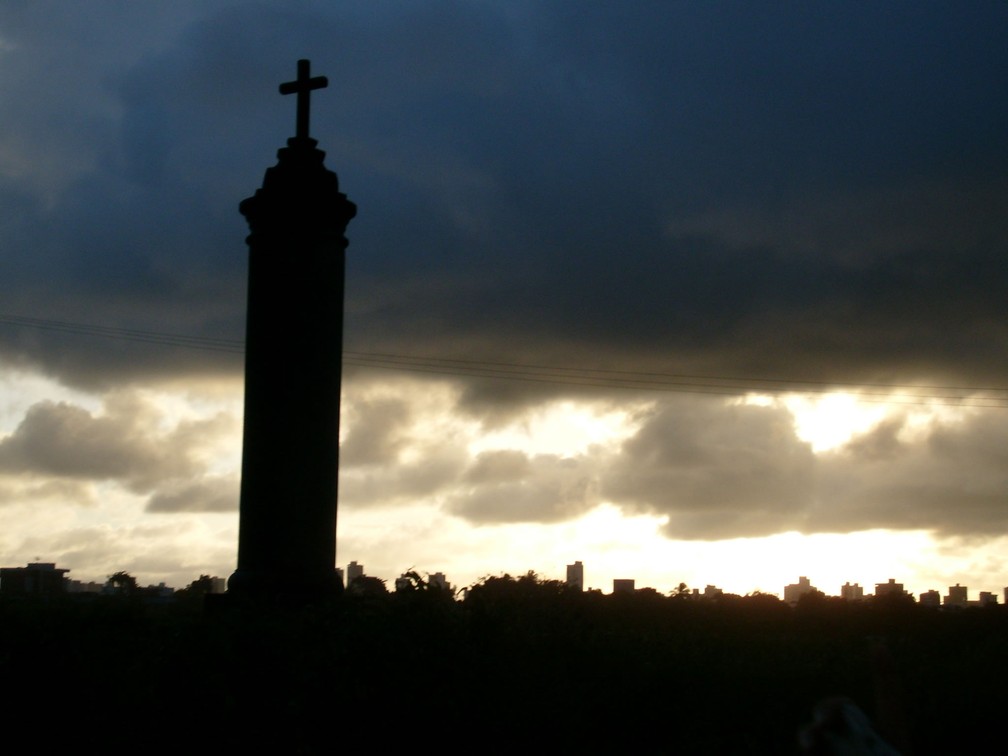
[279, 59, 328, 140]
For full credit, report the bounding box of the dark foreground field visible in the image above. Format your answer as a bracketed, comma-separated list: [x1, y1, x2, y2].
[3, 578, 1005, 754]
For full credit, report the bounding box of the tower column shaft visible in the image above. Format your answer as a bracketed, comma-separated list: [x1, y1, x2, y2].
[228, 68, 356, 598]
[232, 235, 344, 595]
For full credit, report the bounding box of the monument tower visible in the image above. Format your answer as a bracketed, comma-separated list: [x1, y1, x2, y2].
[228, 60, 356, 598]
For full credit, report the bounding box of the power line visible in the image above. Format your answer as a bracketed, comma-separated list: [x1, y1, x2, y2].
[342, 355, 1008, 409]
[2, 312, 1007, 407]
[343, 351, 1008, 403]
[0, 314, 244, 353]
[348, 350, 1008, 394]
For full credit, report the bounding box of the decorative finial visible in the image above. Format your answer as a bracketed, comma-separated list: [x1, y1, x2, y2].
[279, 59, 328, 141]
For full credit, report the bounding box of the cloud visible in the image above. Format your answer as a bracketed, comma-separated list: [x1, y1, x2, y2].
[336, 381, 472, 506]
[0, 397, 193, 485]
[2, 361, 1007, 548]
[603, 398, 816, 539]
[592, 396, 1008, 541]
[146, 474, 239, 513]
[0, 389, 238, 510]
[813, 411, 1008, 535]
[339, 395, 412, 467]
[298, 382, 1008, 540]
[445, 449, 601, 524]
[339, 441, 466, 508]
[0, 477, 96, 508]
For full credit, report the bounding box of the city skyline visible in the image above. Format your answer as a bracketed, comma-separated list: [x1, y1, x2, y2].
[6, 555, 1007, 607]
[2, 4, 1008, 599]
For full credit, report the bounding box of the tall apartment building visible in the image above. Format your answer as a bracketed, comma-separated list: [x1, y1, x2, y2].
[875, 578, 905, 598]
[0, 562, 68, 596]
[346, 561, 364, 586]
[784, 576, 814, 606]
[978, 591, 998, 607]
[944, 583, 968, 608]
[429, 572, 452, 592]
[566, 561, 584, 591]
[840, 582, 864, 601]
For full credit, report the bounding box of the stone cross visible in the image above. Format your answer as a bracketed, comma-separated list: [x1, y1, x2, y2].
[279, 59, 328, 140]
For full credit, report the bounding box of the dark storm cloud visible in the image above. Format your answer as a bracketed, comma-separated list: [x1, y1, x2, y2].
[0, 3, 284, 387]
[338, 1, 1008, 394]
[1, 2, 1006, 393]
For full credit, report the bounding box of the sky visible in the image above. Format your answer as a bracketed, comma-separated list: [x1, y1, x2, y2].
[2, 1, 1008, 597]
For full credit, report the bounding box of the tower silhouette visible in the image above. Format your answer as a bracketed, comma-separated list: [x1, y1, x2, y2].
[228, 60, 356, 598]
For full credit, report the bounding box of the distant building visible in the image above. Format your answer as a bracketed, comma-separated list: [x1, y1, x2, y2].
[784, 576, 814, 606]
[919, 590, 941, 607]
[841, 582, 864, 601]
[0, 562, 68, 596]
[566, 561, 584, 591]
[346, 561, 364, 586]
[429, 572, 452, 592]
[944, 584, 968, 608]
[612, 579, 635, 594]
[703, 585, 723, 599]
[978, 591, 998, 607]
[394, 575, 412, 591]
[142, 582, 175, 602]
[875, 579, 906, 598]
[66, 580, 104, 594]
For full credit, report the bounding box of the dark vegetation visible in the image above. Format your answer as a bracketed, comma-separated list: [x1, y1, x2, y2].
[2, 573, 1005, 754]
